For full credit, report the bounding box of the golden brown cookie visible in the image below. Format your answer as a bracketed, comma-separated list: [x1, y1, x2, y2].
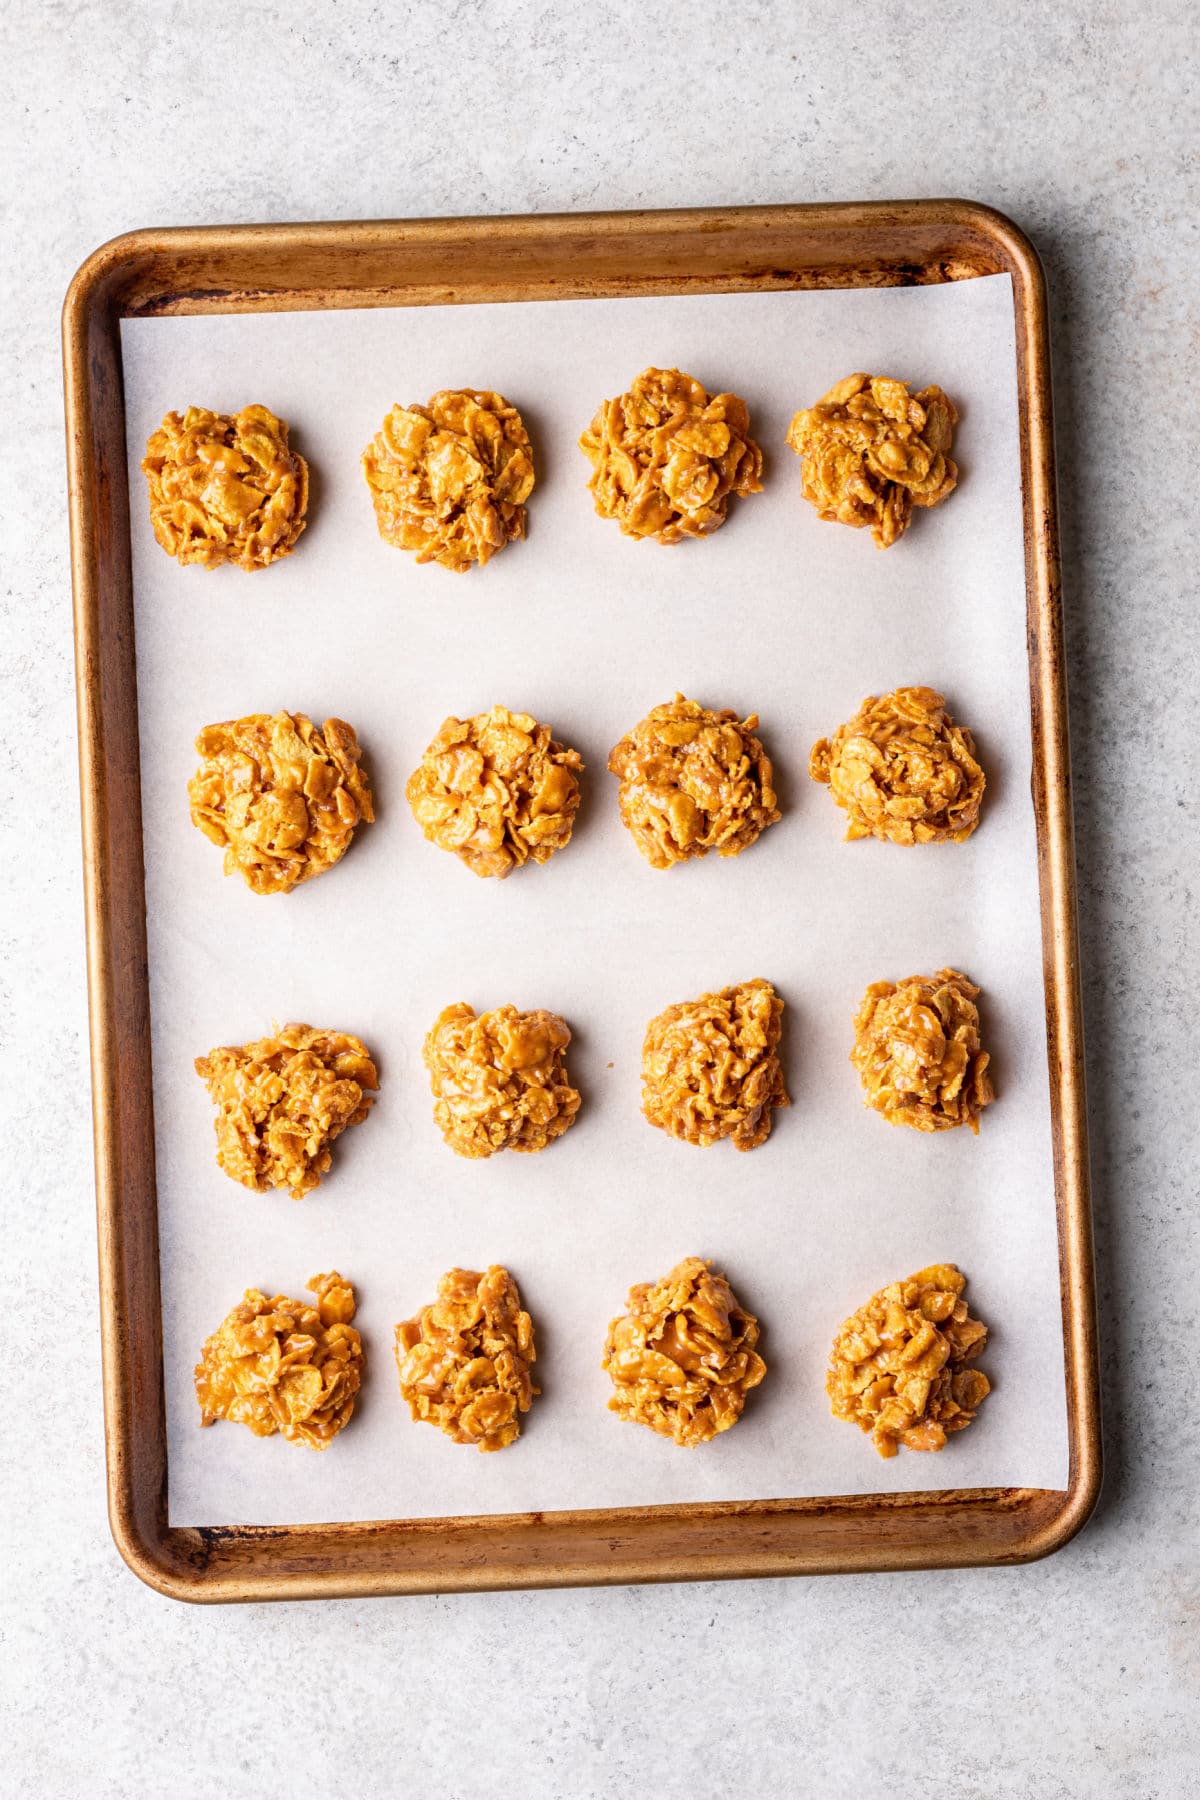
[642, 978, 789, 1151]
[851, 969, 993, 1132]
[142, 404, 308, 570]
[785, 373, 957, 548]
[826, 1264, 990, 1457]
[579, 366, 762, 543]
[187, 710, 374, 896]
[810, 686, 985, 844]
[602, 1257, 766, 1445]
[394, 1265, 537, 1452]
[361, 389, 534, 571]
[406, 705, 582, 878]
[608, 695, 779, 869]
[195, 1271, 363, 1449]
[423, 1002, 580, 1158]
[195, 1023, 378, 1198]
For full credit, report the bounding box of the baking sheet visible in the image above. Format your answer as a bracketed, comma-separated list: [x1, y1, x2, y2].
[121, 274, 1070, 1527]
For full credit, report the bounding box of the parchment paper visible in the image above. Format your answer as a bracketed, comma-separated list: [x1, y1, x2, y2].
[121, 274, 1070, 1527]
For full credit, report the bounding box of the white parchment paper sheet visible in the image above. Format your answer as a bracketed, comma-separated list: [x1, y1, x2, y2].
[121, 274, 1070, 1527]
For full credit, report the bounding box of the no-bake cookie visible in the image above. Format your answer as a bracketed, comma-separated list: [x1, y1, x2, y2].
[195, 1270, 363, 1449]
[394, 1265, 537, 1452]
[406, 705, 582, 878]
[827, 1263, 990, 1457]
[810, 686, 985, 844]
[851, 969, 993, 1133]
[579, 366, 762, 543]
[786, 373, 957, 548]
[602, 1256, 766, 1446]
[195, 1023, 378, 1198]
[188, 710, 374, 896]
[608, 694, 779, 868]
[642, 978, 788, 1151]
[423, 1002, 580, 1158]
[142, 404, 308, 570]
[362, 389, 534, 571]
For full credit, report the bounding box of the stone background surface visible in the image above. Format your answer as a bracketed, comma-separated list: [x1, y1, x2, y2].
[1, 4, 1196, 1794]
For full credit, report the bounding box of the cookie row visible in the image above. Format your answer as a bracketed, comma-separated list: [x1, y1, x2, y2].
[142, 368, 958, 574]
[196, 1258, 991, 1460]
[195, 976, 994, 1202]
[188, 688, 986, 897]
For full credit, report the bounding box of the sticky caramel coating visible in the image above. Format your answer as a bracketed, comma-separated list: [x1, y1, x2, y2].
[195, 1023, 378, 1199]
[810, 686, 985, 844]
[394, 1266, 537, 1452]
[603, 1256, 766, 1446]
[142, 404, 308, 570]
[579, 366, 763, 543]
[827, 1264, 990, 1457]
[188, 710, 374, 896]
[785, 373, 957, 548]
[361, 389, 534, 571]
[608, 694, 780, 869]
[642, 978, 789, 1152]
[406, 705, 583, 878]
[851, 969, 993, 1133]
[423, 1002, 581, 1159]
[195, 1271, 362, 1449]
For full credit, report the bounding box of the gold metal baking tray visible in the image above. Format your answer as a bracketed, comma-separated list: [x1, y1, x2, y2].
[63, 201, 1099, 1600]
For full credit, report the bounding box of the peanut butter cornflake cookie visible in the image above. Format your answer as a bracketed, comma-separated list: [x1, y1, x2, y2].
[603, 1257, 766, 1446]
[142, 404, 308, 570]
[195, 1023, 378, 1199]
[810, 686, 985, 844]
[609, 695, 780, 869]
[395, 1266, 537, 1453]
[362, 389, 535, 571]
[580, 366, 762, 543]
[196, 1271, 363, 1450]
[786, 373, 957, 548]
[642, 978, 789, 1152]
[827, 1264, 990, 1457]
[423, 1003, 581, 1159]
[851, 969, 993, 1133]
[406, 705, 583, 878]
[188, 710, 374, 896]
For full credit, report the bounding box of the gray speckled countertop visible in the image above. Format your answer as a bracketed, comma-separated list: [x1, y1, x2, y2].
[3, 4, 1197, 1795]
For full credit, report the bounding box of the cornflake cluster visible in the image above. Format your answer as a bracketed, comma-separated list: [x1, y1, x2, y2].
[851, 969, 993, 1133]
[579, 366, 762, 543]
[609, 694, 780, 869]
[362, 389, 535, 571]
[423, 1002, 580, 1159]
[810, 685, 985, 845]
[195, 1023, 378, 1199]
[603, 1257, 766, 1446]
[642, 978, 788, 1151]
[142, 404, 308, 570]
[195, 1270, 363, 1450]
[786, 373, 957, 548]
[188, 710, 374, 896]
[406, 705, 583, 878]
[394, 1265, 537, 1453]
[827, 1264, 990, 1457]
